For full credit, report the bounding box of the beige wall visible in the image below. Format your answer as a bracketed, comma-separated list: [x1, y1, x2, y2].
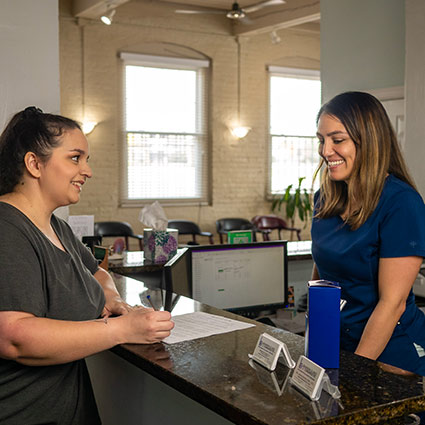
[59, 0, 320, 245]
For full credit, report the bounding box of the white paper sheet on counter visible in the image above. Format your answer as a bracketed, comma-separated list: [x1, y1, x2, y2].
[163, 311, 255, 344]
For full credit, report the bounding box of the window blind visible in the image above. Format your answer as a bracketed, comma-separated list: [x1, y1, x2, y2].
[121, 53, 210, 205]
[268, 67, 321, 194]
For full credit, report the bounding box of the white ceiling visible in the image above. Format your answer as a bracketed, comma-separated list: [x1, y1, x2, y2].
[72, 0, 320, 35]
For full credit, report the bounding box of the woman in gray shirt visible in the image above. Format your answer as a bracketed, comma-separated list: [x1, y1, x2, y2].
[0, 107, 174, 424]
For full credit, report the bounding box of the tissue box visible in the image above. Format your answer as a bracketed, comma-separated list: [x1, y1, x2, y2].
[143, 228, 178, 264]
[305, 280, 341, 368]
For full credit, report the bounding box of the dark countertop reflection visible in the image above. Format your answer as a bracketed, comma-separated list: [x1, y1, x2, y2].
[111, 274, 425, 425]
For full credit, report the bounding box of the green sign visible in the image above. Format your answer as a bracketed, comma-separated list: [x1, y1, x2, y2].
[228, 230, 252, 244]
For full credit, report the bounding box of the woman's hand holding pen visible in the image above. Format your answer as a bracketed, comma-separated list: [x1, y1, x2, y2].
[116, 308, 174, 344]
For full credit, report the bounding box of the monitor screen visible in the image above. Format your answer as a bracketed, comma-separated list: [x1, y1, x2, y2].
[191, 241, 288, 312]
[164, 241, 288, 313]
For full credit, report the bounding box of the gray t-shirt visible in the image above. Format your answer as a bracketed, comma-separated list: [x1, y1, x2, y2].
[0, 203, 105, 425]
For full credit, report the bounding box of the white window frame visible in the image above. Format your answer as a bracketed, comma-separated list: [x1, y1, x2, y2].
[267, 66, 321, 196]
[120, 53, 210, 206]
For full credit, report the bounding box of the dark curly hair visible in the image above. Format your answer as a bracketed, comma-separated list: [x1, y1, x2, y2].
[0, 107, 81, 195]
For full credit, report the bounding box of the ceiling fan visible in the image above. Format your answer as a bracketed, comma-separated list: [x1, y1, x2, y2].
[175, 0, 286, 20]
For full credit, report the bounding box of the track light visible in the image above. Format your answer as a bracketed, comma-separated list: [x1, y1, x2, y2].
[101, 8, 115, 25]
[226, 2, 245, 19]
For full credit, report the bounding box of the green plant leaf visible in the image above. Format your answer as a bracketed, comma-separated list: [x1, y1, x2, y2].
[271, 177, 311, 225]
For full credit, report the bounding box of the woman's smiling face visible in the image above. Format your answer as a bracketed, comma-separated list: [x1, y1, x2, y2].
[38, 128, 92, 209]
[317, 113, 357, 182]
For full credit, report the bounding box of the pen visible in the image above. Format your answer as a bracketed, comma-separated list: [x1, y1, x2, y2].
[146, 295, 157, 311]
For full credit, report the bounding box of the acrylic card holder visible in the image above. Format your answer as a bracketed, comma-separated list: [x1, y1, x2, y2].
[248, 333, 296, 371]
[290, 355, 341, 401]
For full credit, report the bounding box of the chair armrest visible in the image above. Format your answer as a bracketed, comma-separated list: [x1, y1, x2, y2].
[199, 231, 213, 237]
[282, 227, 302, 241]
[129, 234, 144, 250]
[255, 228, 272, 234]
[295, 229, 302, 241]
[217, 230, 226, 244]
[199, 232, 214, 244]
[284, 226, 301, 233]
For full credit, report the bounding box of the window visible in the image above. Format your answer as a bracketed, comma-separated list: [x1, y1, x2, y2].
[268, 67, 321, 195]
[121, 53, 209, 204]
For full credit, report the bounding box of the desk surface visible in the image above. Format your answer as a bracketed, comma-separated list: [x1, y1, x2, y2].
[111, 274, 425, 425]
[108, 241, 312, 275]
[108, 250, 164, 274]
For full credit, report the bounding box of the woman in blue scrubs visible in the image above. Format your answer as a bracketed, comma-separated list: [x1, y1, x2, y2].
[311, 91, 425, 376]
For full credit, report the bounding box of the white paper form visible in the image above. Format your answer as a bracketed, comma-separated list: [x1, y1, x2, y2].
[163, 311, 255, 344]
[67, 215, 94, 241]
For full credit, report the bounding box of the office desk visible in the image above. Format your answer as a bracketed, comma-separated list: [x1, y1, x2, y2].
[108, 250, 165, 274]
[87, 274, 425, 425]
[109, 242, 312, 275]
[287, 240, 312, 261]
[109, 243, 314, 307]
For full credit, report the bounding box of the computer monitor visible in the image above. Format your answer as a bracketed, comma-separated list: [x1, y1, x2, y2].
[164, 241, 288, 313]
[163, 247, 191, 298]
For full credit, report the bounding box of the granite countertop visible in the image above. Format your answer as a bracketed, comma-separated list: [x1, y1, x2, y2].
[111, 274, 425, 425]
[108, 250, 173, 274]
[109, 241, 312, 275]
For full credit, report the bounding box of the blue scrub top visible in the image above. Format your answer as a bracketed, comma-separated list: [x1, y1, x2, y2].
[311, 174, 425, 374]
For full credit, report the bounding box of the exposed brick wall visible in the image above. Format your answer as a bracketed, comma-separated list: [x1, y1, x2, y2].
[59, 2, 320, 247]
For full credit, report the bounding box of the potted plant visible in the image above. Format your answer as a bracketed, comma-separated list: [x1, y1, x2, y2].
[271, 177, 313, 240]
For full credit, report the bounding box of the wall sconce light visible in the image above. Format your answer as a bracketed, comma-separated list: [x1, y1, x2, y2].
[229, 38, 251, 140]
[230, 126, 251, 139]
[82, 121, 97, 135]
[101, 7, 116, 25]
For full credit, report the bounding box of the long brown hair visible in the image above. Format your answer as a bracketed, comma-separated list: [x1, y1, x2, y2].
[314, 91, 416, 230]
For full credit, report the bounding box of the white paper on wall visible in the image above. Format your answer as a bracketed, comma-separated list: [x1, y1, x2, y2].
[68, 215, 94, 241]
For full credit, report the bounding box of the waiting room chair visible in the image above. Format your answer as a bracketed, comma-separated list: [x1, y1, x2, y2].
[168, 220, 214, 245]
[251, 215, 302, 241]
[215, 218, 257, 244]
[94, 221, 144, 250]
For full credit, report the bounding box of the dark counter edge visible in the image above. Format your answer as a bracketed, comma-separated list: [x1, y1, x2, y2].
[110, 317, 425, 425]
[111, 342, 256, 425]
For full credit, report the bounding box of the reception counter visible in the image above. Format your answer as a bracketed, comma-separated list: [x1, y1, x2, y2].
[108, 241, 314, 308]
[87, 274, 425, 425]
[108, 241, 312, 275]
